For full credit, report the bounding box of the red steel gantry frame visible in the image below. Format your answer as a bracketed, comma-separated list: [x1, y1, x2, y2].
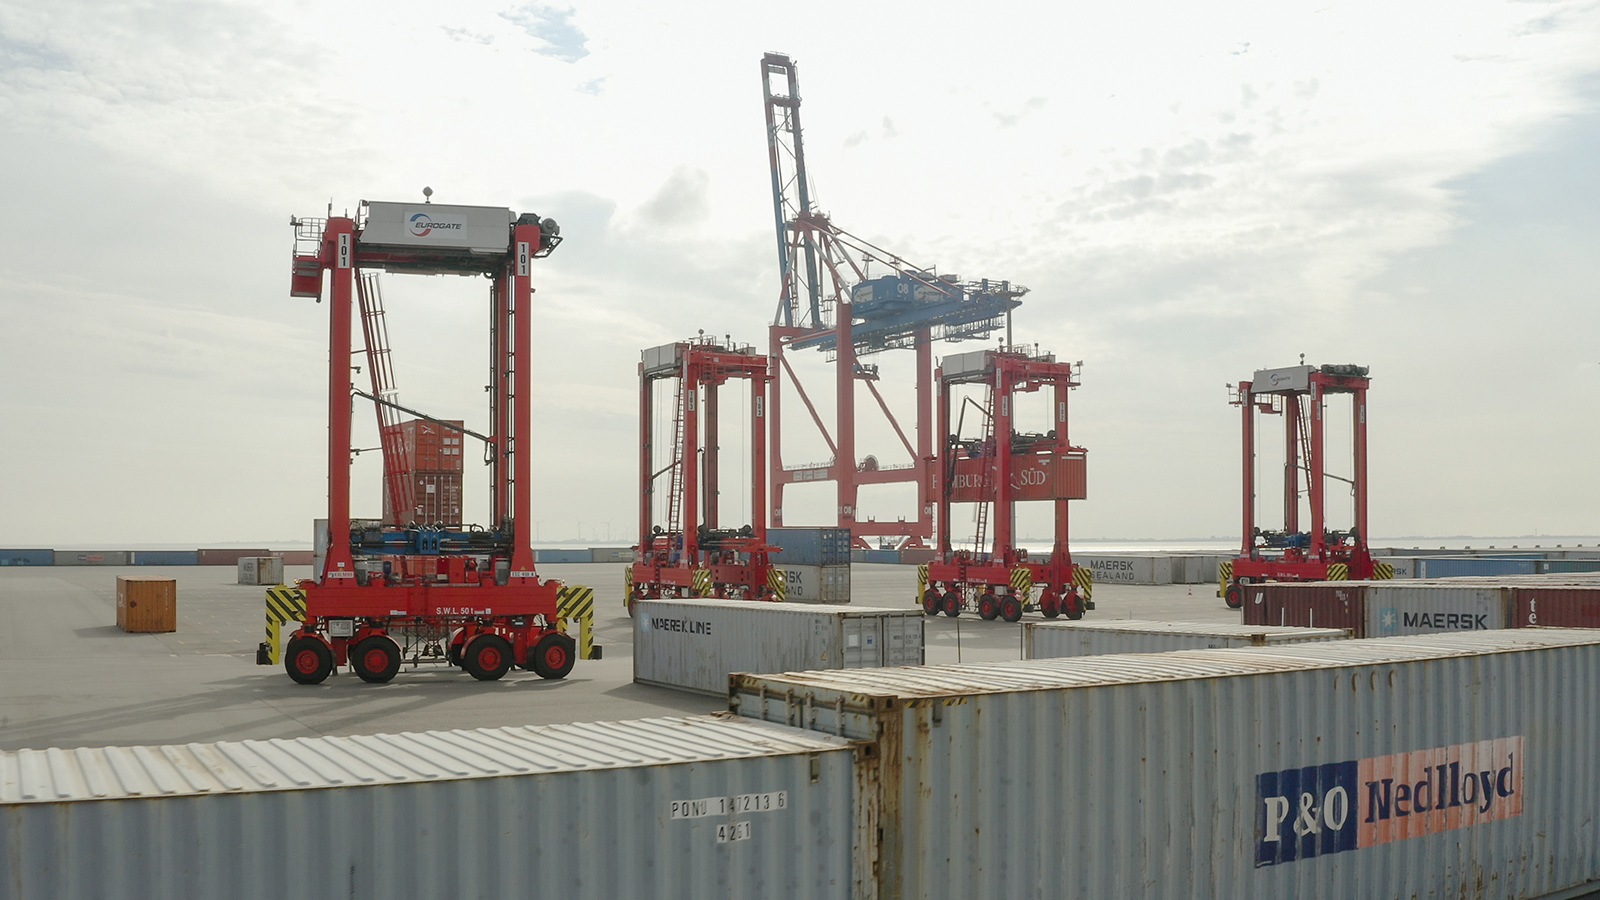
[628, 337, 780, 610]
[269, 201, 596, 685]
[1221, 363, 1387, 608]
[919, 348, 1091, 622]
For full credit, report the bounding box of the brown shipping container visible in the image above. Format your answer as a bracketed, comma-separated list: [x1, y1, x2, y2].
[270, 550, 316, 566]
[946, 453, 1087, 503]
[385, 472, 464, 526]
[116, 576, 176, 632]
[1512, 586, 1600, 628]
[197, 548, 269, 566]
[1241, 582, 1366, 634]
[401, 419, 465, 472]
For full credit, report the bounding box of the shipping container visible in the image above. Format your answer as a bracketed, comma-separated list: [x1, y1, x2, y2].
[129, 550, 199, 566]
[634, 599, 924, 695]
[1379, 556, 1420, 578]
[1512, 586, 1600, 629]
[731, 629, 1600, 900]
[115, 576, 175, 633]
[0, 549, 53, 566]
[899, 548, 935, 566]
[269, 549, 315, 566]
[398, 418, 467, 472]
[52, 550, 130, 566]
[590, 547, 634, 563]
[780, 564, 851, 604]
[1023, 620, 1348, 658]
[1418, 557, 1538, 579]
[767, 527, 853, 566]
[384, 472, 464, 526]
[237, 557, 285, 586]
[197, 548, 269, 567]
[1243, 582, 1513, 637]
[1067, 554, 1161, 585]
[1539, 559, 1600, 575]
[0, 715, 859, 900]
[535, 548, 591, 564]
[862, 550, 900, 564]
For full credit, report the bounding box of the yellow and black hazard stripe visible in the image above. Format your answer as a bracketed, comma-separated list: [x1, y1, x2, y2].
[767, 567, 787, 602]
[1326, 563, 1349, 581]
[1072, 565, 1094, 601]
[915, 564, 930, 606]
[1372, 561, 1395, 580]
[1217, 560, 1234, 597]
[557, 584, 601, 659]
[1010, 566, 1033, 594]
[263, 586, 307, 665]
[692, 568, 713, 597]
[623, 566, 635, 611]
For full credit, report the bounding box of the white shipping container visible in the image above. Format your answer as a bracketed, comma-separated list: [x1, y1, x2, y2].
[731, 629, 1600, 900]
[1381, 556, 1420, 578]
[634, 599, 925, 696]
[1023, 620, 1349, 658]
[1071, 554, 1160, 585]
[236, 557, 284, 586]
[0, 716, 860, 900]
[1360, 583, 1511, 636]
[781, 564, 851, 603]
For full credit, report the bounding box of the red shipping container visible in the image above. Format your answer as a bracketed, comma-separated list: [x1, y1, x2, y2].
[384, 472, 463, 526]
[197, 548, 270, 567]
[400, 419, 465, 472]
[270, 550, 316, 566]
[947, 453, 1087, 503]
[1511, 586, 1600, 628]
[1241, 582, 1367, 635]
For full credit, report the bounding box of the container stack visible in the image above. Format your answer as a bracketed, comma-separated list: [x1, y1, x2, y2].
[1241, 574, 1600, 635]
[766, 527, 852, 603]
[383, 419, 466, 526]
[1023, 619, 1348, 658]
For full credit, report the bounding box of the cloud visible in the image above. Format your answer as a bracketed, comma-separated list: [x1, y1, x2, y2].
[636, 166, 712, 227]
[442, 26, 494, 45]
[499, 3, 589, 62]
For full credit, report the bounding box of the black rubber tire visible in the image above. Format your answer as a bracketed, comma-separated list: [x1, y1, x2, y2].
[999, 596, 1023, 623]
[1064, 592, 1085, 620]
[447, 631, 466, 668]
[1224, 583, 1244, 610]
[351, 635, 401, 684]
[977, 593, 1000, 620]
[1041, 595, 1061, 618]
[530, 632, 578, 680]
[942, 591, 962, 618]
[923, 590, 941, 616]
[463, 634, 514, 681]
[284, 636, 333, 685]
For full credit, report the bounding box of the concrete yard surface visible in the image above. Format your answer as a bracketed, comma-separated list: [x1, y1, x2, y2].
[0, 562, 1237, 751]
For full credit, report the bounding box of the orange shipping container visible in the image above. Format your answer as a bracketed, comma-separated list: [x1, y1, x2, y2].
[116, 576, 176, 633]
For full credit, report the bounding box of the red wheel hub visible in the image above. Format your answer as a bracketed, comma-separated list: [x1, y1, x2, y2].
[477, 645, 501, 670]
[363, 648, 388, 671]
[545, 644, 568, 669]
[294, 649, 320, 675]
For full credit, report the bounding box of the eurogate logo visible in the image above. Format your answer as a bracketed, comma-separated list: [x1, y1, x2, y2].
[1256, 737, 1523, 867]
[408, 212, 464, 237]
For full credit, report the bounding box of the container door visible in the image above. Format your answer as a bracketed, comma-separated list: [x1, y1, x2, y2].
[880, 615, 924, 666]
[842, 616, 874, 668]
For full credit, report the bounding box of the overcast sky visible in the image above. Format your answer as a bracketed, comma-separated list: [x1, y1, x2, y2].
[2, 0, 1598, 547]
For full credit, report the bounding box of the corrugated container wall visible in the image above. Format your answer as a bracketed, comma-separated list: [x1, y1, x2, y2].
[115, 576, 175, 633]
[768, 528, 852, 566]
[535, 549, 591, 564]
[1419, 557, 1538, 578]
[1073, 555, 1159, 585]
[1361, 583, 1511, 637]
[130, 550, 199, 566]
[633, 599, 924, 695]
[731, 630, 1600, 900]
[270, 550, 315, 566]
[1513, 586, 1600, 628]
[591, 547, 634, 563]
[237, 557, 285, 586]
[197, 549, 269, 567]
[1242, 582, 1366, 633]
[51, 550, 130, 566]
[0, 716, 859, 900]
[0, 549, 53, 566]
[1023, 620, 1347, 658]
[780, 564, 851, 603]
[399, 418, 466, 472]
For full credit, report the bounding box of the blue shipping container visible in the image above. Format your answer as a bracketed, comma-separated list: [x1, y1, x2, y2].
[535, 549, 591, 564]
[131, 550, 201, 566]
[768, 528, 852, 566]
[1540, 559, 1600, 574]
[1418, 556, 1538, 578]
[863, 549, 901, 564]
[0, 549, 53, 566]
